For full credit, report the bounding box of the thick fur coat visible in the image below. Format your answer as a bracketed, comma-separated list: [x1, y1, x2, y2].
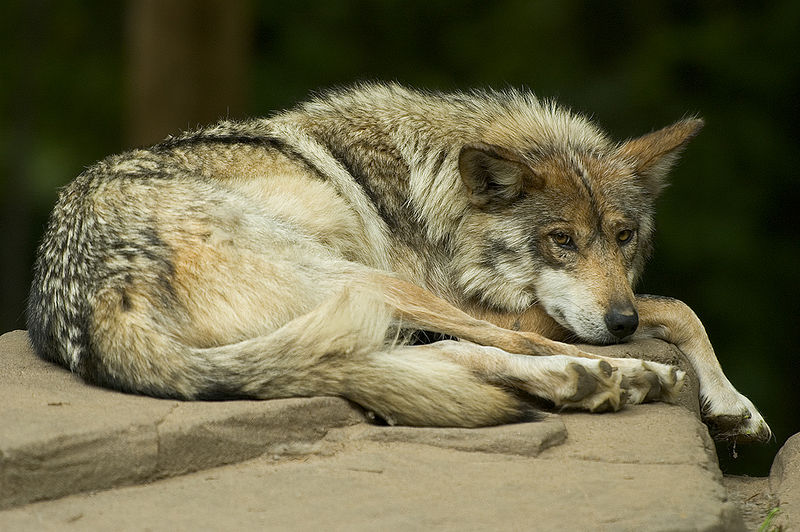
[28, 84, 769, 440]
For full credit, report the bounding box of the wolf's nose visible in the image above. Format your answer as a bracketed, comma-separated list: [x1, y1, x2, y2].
[604, 305, 639, 339]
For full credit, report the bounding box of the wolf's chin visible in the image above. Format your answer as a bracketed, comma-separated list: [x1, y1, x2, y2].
[568, 327, 619, 346]
[547, 306, 619, 346]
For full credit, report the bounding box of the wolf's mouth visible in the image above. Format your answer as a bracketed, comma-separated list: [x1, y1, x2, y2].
[546, 305, 622, 345]
[546, 306, 571, 331]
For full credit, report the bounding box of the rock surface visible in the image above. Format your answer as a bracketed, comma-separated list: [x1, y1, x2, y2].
[0, 329, 774, 530]
[770, 432, 800, 530]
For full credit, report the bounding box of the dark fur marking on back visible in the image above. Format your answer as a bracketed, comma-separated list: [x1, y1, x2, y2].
[322, 140, 424, 242]
[154, 134, 325, 183]
[154, 134, 287, 152]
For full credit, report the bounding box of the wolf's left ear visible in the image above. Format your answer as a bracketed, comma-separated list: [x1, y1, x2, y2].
[618, 118, 704, 196]
[458, 142, 540, 208]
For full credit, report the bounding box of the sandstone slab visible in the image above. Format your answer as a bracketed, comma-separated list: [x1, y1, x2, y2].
[0, 329, 745, 530]
[0, 439, 743, 531]
[770, 431, 800, 530]
[0, 331, 365, 509]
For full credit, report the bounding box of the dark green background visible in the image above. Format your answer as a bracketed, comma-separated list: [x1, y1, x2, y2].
[2, 1, 798, 476]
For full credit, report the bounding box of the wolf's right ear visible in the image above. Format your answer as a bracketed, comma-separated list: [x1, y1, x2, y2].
[619, 118, 704, 197]
[458, 143, 540, 208]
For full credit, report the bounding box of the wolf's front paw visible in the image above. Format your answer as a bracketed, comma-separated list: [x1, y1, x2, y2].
[702, 389, 771, 443]
[607, 358, 686, 405]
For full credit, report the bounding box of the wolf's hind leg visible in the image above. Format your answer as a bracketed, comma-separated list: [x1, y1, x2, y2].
[431, 340, 678, 413]
[432, 340, 689, 412]
[506, 354, 625, 412]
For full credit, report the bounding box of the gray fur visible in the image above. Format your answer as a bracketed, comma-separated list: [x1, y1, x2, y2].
[27, 84, 767, 439]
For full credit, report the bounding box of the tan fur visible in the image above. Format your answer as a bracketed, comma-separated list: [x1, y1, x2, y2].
[28, 83, 769, 440]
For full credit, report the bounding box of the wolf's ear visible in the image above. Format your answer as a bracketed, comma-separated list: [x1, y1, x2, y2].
[619, 118, 704, 196]
[458, 142, 540, 208]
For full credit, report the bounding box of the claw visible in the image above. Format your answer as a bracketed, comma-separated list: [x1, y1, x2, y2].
[705, 412, 772, 443]
[701, 390, 772, 443]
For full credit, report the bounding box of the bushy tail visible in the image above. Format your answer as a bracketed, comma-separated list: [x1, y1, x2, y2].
[91, 286, 534, 427]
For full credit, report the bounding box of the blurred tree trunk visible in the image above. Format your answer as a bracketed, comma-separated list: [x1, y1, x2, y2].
[125, 0, 254, 147]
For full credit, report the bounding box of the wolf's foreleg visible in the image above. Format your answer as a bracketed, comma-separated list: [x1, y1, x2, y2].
[634, 295, 771, 442]
[377, 277, 683, 407]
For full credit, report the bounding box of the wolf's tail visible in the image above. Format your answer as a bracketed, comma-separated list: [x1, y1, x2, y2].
[38, 279, 532, 427]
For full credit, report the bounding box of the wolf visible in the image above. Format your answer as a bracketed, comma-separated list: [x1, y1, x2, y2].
[28, 83, 769, 441]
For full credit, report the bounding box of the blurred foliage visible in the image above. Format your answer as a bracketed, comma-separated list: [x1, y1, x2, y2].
[1, 0, 798, 475]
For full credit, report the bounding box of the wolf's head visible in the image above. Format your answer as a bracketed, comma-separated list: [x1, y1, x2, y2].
[455, 118, 703, 344]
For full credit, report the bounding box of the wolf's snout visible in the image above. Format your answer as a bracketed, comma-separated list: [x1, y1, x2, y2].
[604, 304, 639, 339]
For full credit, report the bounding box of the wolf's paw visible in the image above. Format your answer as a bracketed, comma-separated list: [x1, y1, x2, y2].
[542, 357, 624, 413]
[702, 389, 771, 443]
[605, 358, 686, 405]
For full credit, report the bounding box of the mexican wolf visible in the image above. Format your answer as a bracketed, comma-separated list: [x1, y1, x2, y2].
[28, 83, 769, 441]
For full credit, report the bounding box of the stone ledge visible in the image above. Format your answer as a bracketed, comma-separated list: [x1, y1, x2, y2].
[770, 432, 800, 530]
[0, 329, 751, 530]
[1, 437, 743, 531]
[0, 330, 365, 509]
[326, 415, 568, 457]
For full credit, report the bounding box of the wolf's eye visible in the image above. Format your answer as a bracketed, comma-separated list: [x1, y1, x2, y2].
[551, 232, 574, 248]
[617, 229, 634, 244]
